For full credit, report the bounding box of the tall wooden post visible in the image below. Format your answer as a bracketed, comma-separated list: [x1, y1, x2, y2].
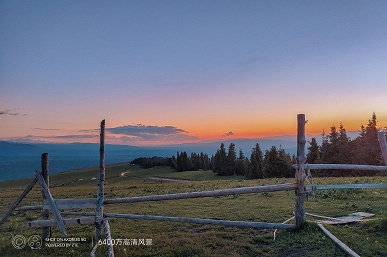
[295, 114, 306, 228]
[41, 153, 51, 239]
[95, 120, 105, 240]
[377, 130, 387, 165]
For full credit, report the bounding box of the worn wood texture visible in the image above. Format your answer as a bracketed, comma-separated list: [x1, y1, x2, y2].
[95, 119, 106, 240]
[306, 183, 387, 190]
[27, 217, 95, 227]
[24, 183, 298, 211]
[35, 183, 385, 210]
[15, 205, 42, 211]
[41, 153, 51, 239]
[60, 211, 295, 229]
[35, 171, 67, 235]
[103, 218, 115, 257]
[295, 114, 306, 228]
[0, 177, 37, 225]
[317, 223, 360, 257]
[103, 183, 298, 204]
[293, 163, 387, 171]
[378, 130, 387, 165]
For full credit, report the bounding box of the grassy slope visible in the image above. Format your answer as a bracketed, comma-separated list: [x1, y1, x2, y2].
[0, 163, 386, 257]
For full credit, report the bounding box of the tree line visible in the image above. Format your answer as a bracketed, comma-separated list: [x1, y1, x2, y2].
[306, 113, 386, 176]
[131, 152, 210, 172]
[131, 144, 294, 179]
[212, 143, 294, 178]
[131, 113, 385, 178]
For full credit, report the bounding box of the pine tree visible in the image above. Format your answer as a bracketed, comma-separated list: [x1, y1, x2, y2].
[191, 152, 199, 170]
[278, 148, 293, 178]
[353, 113, 382, 166]
[306, 137, 319, 164]
[337, 123, 350, 164]
[226, 143, 237, 175]
[246, 143, 263, 179]
[176, 152, 182, 171]
[213, 143, 227, 176]
[236, 149, 247, 176]
[263, 146, 278, 178]
[320, 126, 340, 164]
[262, 146, 293, 178]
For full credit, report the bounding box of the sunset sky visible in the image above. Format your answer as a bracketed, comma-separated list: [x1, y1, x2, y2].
[1, 1, 387, 146]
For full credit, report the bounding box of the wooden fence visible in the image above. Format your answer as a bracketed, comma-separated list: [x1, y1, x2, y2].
[1, 115, 387, 257]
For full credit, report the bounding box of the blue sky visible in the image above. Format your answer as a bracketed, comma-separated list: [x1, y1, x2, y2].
[1, 0, 387, 145]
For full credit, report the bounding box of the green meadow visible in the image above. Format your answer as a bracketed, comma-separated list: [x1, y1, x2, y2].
[0, 163, 386, 256]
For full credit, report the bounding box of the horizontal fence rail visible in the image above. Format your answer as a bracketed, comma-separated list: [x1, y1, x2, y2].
[16, 182, 387, 212]
[16, 183, 298, 211]
[103, 183, 298, 204]
[55, 212, 296, 230]
[306, 184, 387, 190]
[27, 217, 95, 228]
[293, 163, 387, 171]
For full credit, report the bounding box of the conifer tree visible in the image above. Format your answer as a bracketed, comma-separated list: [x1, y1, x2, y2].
[246, 143, 263, 179]
[353, 113, 382, 166]
[226, 143, 237, 175]
[306, 137, 319, 164]
[263, 146, 293, 178]
[263, 146, 278, 178]
[213, 143, 227, 176]
[236, 149, 247, 175]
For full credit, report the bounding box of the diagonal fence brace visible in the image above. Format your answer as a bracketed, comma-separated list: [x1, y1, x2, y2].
[35, 170, 67, 235]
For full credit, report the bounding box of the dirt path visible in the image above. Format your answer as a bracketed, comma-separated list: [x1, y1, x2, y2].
[146, 176, 193, 182]
[120, 171, 193, 182]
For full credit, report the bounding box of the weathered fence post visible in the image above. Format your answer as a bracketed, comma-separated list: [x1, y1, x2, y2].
[95, 120, 105, 240]
[295, 114, 306, 228]
[103, 218, 115, 257]
[41, 153, 51, 239]
[377, 130, 387, 165]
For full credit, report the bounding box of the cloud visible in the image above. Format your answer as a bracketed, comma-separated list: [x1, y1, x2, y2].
[0, 109, 27, 116]
[5, 134, 98, 143]
[34, 128, 60, 131]
[78, 129, 100, 133]
[107, 124, 199, 144]
[52, 134, 98, 139]
[225, 131, 234, 136]
[115, 134, 199, 145]
[108, 124, 186, 137]
[4, 124, 199, 145]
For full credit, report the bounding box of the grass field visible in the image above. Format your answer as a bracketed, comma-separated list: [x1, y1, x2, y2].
[0, 163, 386, 256]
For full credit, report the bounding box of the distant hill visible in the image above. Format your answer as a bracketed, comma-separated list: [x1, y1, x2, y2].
[0, 141, 177, 181]
[0, 132, 362, 181]
[0, 141, 44, 156]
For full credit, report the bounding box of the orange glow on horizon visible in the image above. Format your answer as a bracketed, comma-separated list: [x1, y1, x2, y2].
[2, 111, 387, 146]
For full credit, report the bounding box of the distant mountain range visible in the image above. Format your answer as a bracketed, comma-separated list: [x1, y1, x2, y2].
[0, 131, 361, 181]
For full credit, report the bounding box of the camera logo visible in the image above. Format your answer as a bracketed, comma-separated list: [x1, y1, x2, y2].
[12, 235, 26, 249]
[28, 235, 42, 249]
[12, 235, 42, 249]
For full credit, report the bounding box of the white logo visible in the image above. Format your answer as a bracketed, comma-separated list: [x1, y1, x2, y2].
[12, 235, 26, 249]
[28, 235, 42, 249]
